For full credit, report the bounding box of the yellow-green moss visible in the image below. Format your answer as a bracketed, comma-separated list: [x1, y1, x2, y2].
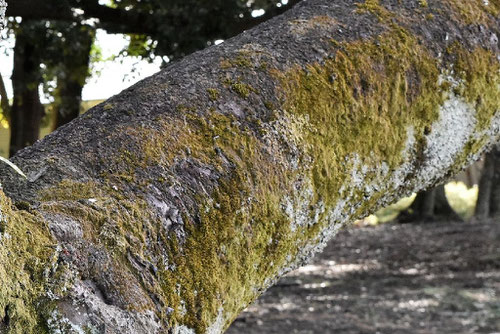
[272, 27, 446, 207]
[207, 88, 219, 101]
[355, 0, 392, 21]
[442, 0, 500, 24]
[39, 180, 104, 202]
[450, 45, 500, 133]
[447, 45, 500, 173]
[220, 51, 255, 70]
[223, 77, 257, 99]
[0, 190, 56, 334]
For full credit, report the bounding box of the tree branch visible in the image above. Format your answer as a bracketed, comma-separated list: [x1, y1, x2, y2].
[0, 1, 498, 333]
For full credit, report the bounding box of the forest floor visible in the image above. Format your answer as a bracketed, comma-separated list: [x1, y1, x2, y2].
[226, 219, 500, 334]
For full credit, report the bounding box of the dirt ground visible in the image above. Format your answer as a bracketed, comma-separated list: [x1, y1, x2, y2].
[226, 220, 500, 334]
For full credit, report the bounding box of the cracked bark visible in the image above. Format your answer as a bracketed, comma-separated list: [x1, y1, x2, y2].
[0, 0, 499, 333]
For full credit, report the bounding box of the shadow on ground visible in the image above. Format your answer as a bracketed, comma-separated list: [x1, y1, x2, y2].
[226, 220, 500, 334]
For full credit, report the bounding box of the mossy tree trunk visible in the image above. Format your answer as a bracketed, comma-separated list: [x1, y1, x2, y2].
[475, 145, 500, 219]
[0, 0, 499, 333]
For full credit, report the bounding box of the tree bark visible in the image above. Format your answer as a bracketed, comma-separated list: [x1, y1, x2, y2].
[0, 0, 6, 31]
[9, 21, 46, 157]
[0, 1, 499, 333]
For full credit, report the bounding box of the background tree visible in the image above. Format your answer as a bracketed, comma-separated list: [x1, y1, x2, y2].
[9, 21, 48, 156]
[398, 184, 462, 222]
[475, 145, 500, 219]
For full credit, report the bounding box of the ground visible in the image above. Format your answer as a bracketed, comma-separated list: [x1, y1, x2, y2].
[226, 220, 500, 334]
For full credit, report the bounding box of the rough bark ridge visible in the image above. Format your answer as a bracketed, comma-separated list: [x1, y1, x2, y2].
[0, 0, 5, 31]
[0, 0, 499, 333]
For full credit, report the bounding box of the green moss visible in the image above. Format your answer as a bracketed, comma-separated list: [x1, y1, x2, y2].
[272, 27, 446, 207]
[447, 45, 500, 174]
[355, 0, 392, 21]
[442, 0, 499, 24]
[39, 180, 104, 202]
[450, 45, 500, 133]
[0, 190, 57, 334]
[224, 77, 257, 99]
[419, 0, 428, 7]
[207, 88, 219, 101]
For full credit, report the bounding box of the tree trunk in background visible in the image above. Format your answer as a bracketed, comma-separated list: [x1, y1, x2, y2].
[407, 188, 436, 219]
[434, 184, 461, 219]
[475, 151, 494, 218]
[54, 26, 94, 129]
[399, 183, 461, 222]
[9, 21, 45, 157]
[475, 145, 500, 219]
[489, 147, 500, 217]
[0, 75, 10, 121]
[0, 1, 499, 333]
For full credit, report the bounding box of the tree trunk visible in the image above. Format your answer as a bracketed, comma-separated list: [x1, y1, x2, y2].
[9, 21, 45, 157]
[399, 183, 461, 222]
[475, 145, 500, 219]
[53, 26, 94, 129]
[0, 75, 10, 121]
[0, 1, 499, 333]
[475, 151, 494, 218]
[489, 147, 500, 217]
[407, 188, 436, 219]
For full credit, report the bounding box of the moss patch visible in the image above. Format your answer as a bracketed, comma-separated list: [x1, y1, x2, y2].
[272, 27, 446, 207]
[442, 0, 500, 24]
[0, 190, 56, 334]
[450, 45, 500, 133]
[355, 0, 392, 21]
[207, 88, 219, 101]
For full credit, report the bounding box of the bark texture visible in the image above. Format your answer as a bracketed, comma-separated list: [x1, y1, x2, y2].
[0, 0, 5, 31]
[0, 1, 499, 333]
